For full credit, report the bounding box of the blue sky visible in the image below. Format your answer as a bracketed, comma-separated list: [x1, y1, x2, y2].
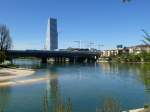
[0, 0, 150, 50]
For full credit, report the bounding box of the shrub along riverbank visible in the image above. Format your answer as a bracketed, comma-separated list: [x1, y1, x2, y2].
[112, 52, 150, 62]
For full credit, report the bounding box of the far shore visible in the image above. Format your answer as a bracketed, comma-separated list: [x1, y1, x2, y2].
[127, 108, 150, 112]
[97, 61, 150, 64]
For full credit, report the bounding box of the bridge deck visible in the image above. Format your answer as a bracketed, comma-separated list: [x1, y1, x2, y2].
[6, 50, 100, 63]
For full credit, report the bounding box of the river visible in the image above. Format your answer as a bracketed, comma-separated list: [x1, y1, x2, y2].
[0, 59, 150, 112]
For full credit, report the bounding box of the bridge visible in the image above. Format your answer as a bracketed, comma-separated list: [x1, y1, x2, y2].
[6, 50, 100, 63]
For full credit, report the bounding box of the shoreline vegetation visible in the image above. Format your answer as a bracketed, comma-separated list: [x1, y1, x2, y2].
[98, 52, 150, 63]
[114, 53, 150, 63]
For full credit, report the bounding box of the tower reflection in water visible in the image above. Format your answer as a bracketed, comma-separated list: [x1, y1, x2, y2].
[43, 64, 72, 112]
[43, 65, 60, 112]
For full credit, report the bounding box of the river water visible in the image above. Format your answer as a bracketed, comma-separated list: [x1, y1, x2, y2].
[0, 59, 150, 112]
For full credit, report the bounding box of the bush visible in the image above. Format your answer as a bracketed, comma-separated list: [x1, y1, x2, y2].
[140, 52, 150, 62]
[144, 104, 150, 109]
[115, 53, 150, 62]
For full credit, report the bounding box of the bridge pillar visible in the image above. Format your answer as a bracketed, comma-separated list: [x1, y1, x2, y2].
[77, 57, 87, 63]
[87, 57, 96, 63]
[54, 58, 57, 62]
[41, 58, 47, 63]
[63, 58, 66, 62]
[69, 57, 74, 63]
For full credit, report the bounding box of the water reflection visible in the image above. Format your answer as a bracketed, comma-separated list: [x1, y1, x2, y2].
[43, 64, 61, 112]
[96, 97, 122, 112]
[0, 87, 11, 112]
[99, 63, 150, 92]
[136, 64, 150, 92]
[43, 64, 75, 112]
[2, 59, 150, 112]
[41, 62, 150, 111]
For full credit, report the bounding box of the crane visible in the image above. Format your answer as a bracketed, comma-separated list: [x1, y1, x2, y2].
[74, 40, 81, 49]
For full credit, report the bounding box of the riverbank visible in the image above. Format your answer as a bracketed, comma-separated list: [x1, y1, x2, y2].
[0, 68, 35, 86]
[127, 108, 150, 112]
[0, 67, 59, 87]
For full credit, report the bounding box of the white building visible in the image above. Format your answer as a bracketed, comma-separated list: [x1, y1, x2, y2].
[45, 18, 58, 51]
[101, 48, 129, 57]
[128, 45, 150, 54]
[101, 49, 117, 57]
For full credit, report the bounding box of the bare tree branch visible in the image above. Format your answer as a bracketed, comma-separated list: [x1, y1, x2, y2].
[0, 25, 12, 51]
[141, 29, 150, 45]
[122, 0, 132, 3]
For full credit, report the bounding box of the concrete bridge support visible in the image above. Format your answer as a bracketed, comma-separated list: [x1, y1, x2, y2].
[53, 57, 66, 63]
[69, 57, 75, 63]
[69, 57, 94, 63]
[87, 57, 96, 63]
[41, 58, 47, 63]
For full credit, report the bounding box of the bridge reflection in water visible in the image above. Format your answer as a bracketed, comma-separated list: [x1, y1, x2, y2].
[6, 50, 100, 63]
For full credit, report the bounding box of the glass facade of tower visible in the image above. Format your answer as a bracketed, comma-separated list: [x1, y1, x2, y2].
[45, 18, 58, 51]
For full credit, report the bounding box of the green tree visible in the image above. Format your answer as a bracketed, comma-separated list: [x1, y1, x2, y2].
[140, 52, 150, 62]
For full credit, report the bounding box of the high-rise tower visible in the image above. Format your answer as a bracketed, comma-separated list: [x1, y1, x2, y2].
[45, 18, 58, 51]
